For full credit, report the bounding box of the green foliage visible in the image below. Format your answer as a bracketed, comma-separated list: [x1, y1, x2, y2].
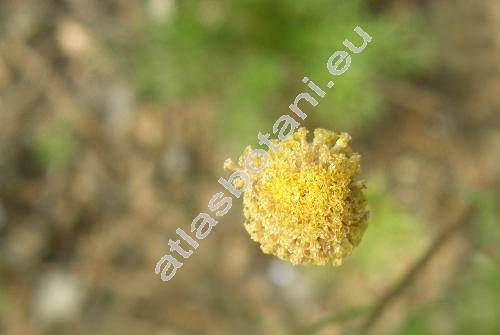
[446, 254, 500, 334]
[394, 254, 500, 335]
[349, 174, 429, 280]
[33, 120, 76, 168]
[0, 279, 5, 307]
[219, 54, 285, 147]
[472, 191, 500, 249]
[129, 0, 436, 145]
[391, 191, 500, 335]
[309, 8, 437, 130]
[392, 310, 433, 335]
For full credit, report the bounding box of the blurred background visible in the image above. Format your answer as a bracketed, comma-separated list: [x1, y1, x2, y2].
[0, 0, 499, 334]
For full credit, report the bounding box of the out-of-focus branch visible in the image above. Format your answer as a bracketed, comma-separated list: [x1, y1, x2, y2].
[296, 305, 371, 335]
[359, 204, 475, 333]
[479, 246, 500, 267]
[297, 204, 475, 335]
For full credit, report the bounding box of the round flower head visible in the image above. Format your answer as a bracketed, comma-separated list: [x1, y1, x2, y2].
[225, 128, 368, 266]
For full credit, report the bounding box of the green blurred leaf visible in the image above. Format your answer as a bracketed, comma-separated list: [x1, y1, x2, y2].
[218, 54, 285, 148]
[128, 0, 437, 138]
[349, 174, 429, 281]
[33, 121, 76, 168]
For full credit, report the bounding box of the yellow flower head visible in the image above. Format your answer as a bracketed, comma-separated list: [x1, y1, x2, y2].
[225, 128, 368, 266]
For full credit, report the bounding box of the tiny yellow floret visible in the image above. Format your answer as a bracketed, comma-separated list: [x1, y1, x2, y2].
[226, 128, 368, 266]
